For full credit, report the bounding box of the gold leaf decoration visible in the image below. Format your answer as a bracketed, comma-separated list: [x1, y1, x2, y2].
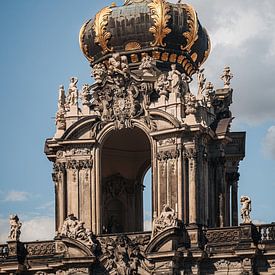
[148, 0, 171, 47]
[93, 6, 113, 54]
[181, 4, 198, 52]
[79, 20, 94, 62]
[125, 41, 142, 51]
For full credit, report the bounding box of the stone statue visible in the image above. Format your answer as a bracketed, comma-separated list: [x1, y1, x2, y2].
[240, 196, 252, 224]
[139, 55, 155, 76]
[92, 63, 106, 83]
[185, 92, 197, 115]
[55, 109, 66, 130]
[197, 68, 206, 98]
[67, 77, 78, 106]
[168, 64, 182, 94]
[81, 84, 91, 106]
[221, 66, 233, 88]
[58, 85, 66, 110]
[151, 205, 178, 238]
[108, 53, 129, 76]
[8, 214, 22, 241]
[56, 85, 66, 131]
[205, 81, 215, 107]
[155, 74, 170, 99]
[181, 73, 191, 94]
[59, 214, 99, 251]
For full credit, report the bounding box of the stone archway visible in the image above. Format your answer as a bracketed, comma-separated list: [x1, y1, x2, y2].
[101, 127, 151, 233]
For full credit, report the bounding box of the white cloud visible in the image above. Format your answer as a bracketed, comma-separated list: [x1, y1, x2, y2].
[171, 0, 275, 125]
[262, 125, 275, 159]
[21, 217, 55, 242]
[4, 191, 30, 202]
[0, 217, 55, 243]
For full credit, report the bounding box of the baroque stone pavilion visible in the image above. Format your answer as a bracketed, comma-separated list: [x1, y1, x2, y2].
[1, 0, 275, 274]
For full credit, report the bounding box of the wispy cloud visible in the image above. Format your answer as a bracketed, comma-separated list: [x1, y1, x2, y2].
[36, 200, 54, 211]
[4, 191, 30, 202]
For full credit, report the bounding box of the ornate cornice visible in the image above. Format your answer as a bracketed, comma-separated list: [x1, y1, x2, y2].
[148, 0, 171, 47]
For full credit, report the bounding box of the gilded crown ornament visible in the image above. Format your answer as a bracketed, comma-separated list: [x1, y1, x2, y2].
[79, 0, 211, 77]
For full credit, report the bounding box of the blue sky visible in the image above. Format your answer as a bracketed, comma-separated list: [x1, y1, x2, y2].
[0, 0, 275, 241]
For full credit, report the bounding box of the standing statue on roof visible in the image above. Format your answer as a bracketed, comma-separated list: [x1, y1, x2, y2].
[8, 214, 22, 241]
[240, 196, 252, 224]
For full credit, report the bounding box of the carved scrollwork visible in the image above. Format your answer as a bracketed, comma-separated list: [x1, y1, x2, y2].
[93, 6, 113, 54]
[181, 4, 198, 52]
[26, 242, 56, 256]
[184, 146, 197, 160]
[206, 229, 240, 244]
[157, 149, 180, 161]
[148, 0, 171, 47]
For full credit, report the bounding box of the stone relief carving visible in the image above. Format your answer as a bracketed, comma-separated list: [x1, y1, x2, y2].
[157, 149, 180, 161]
[206, 228, 240, 244]
[155, 73, 170, 99]
[8, 214, 22, 241]
[27, 242, 56, 256]
[151, 205, 178, 238]
[80, 84, 92, 106]
[59, 214, 99, 253]
[99, 234, 151, 275]
[240, 196, 252, 224]
[184, 92, 197, 115]
[214, 259, 242, 270]
[91, 53, 155, 130]
[139, 55, 156, 77]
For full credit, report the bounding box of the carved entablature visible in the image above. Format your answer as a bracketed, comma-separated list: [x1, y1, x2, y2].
[157, 149, 180, 161]
[65, 159, 93, 170]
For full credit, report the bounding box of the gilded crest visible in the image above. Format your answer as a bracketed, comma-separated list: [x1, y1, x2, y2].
[181, 4, 198, 52]
[93, 6, 113, 54]
[148, 0, 171, 47]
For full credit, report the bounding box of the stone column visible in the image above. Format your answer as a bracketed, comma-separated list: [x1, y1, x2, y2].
[185, 144, 197, 225]
[53, 162, 66, 232]
[229, 172, 239, 226]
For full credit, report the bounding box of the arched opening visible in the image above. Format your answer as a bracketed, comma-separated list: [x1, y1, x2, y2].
[101, 127, 151, 234]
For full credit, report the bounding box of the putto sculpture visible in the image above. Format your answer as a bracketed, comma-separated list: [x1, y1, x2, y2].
[59, 214, 98, 251]
[8, 214, 22, 241]
[151, 205, 178, 238]
[240, 196, 252, 224]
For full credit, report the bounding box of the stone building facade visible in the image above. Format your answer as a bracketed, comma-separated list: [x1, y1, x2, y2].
[1, 0, 275, 274]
